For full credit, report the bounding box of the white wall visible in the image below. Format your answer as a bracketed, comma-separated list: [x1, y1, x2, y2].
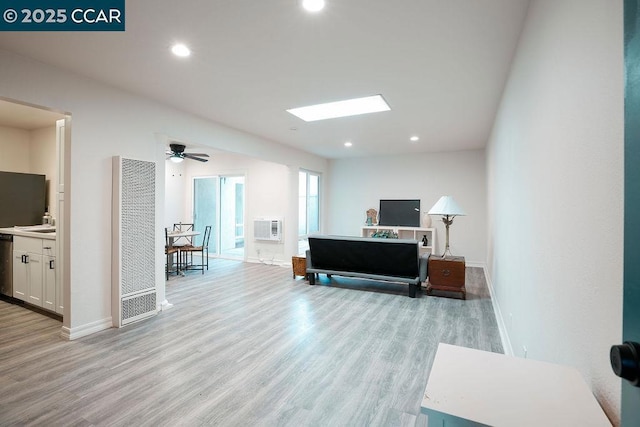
[29, 126, 57, 219]
[0, 48, 328, 337]
[327, 150, 486, 265]
[0, 125, 30, 172]
[164, 159, 187, 228]
[172, 151, 292, 264]
[0, 124, 57, 219]
[486, 0, 623, 423]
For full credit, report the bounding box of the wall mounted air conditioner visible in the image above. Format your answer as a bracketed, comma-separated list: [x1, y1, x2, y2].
[254, 218, 282, 241]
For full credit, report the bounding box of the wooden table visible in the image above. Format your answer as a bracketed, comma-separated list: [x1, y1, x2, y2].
[292, 256, 306, 278]
[421, 343, 611, 426]
[427, 256, 466, 299]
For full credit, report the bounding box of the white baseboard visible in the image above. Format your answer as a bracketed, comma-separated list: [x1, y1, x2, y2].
[60, 317, 112, 341]
[246, 256, 287, 267]
[482, 265, 513, 356]
[159, 299, 173, 311]
[466, 260, 485, 268]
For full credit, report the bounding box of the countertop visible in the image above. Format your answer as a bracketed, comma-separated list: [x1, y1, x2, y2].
[0, 225, 56, 240]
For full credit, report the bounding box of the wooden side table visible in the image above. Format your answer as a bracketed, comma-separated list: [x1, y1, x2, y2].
[427, 255, 466, 299]
[292, 256, 306, 278]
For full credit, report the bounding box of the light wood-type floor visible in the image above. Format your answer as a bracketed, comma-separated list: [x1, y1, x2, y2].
[0, 259, 502, 426]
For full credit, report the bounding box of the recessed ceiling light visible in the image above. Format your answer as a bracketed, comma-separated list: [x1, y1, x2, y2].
[302, 0, 325, 12]
[410, 136, 420, 142]
[171, 43, 191, 57]
[287, 95, 391, 122]
[344, 141, 353, 147]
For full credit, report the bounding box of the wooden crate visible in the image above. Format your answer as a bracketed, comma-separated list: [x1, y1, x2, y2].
[427, 256, 466, 299]
[292, 256, 307, 278]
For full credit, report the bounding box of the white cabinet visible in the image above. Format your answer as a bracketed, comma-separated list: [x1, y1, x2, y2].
[361, 226, 437, 254]
[55, 261, 63, 315]
[43, 255, 56, 312]
[12, 250, 27, 300]
[12, 236, 56, 312]
[26, 253, 43, 306]
[42, 242, 56, 312]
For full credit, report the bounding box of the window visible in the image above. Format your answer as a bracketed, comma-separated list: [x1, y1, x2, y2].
[299, 170, 320, 238]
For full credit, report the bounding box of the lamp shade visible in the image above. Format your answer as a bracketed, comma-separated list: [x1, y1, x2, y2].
[428, 196, 466, 216]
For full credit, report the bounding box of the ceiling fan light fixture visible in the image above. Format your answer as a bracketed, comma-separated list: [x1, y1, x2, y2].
[166, 143, 210, 162]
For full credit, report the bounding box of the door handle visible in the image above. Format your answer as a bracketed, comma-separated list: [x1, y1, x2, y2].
[49, 259, 55, 269]
[610, 341, 640, 387]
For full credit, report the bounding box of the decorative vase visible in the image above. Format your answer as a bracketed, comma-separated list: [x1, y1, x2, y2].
[422, 212, 432, 228]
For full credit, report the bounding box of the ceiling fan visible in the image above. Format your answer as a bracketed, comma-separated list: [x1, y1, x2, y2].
[166, 143, 210, 163]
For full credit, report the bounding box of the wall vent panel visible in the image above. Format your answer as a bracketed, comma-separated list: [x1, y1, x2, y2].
[121, 290, 157, 325]
[112, 156, 157, 327]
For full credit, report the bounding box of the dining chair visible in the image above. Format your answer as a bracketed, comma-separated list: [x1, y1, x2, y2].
[181, 225, 212, 274]
[172, 222, 195, 246]
[173, 222, 196, 268]
[165, 228, 180, 279]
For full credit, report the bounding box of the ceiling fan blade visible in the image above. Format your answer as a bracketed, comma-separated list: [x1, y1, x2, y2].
[165, 150, 173, 155]
[185, 153, 209, 157]
[184, 153, 208, 162]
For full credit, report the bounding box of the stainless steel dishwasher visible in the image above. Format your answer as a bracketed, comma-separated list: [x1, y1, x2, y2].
[0, 233, 13, 297]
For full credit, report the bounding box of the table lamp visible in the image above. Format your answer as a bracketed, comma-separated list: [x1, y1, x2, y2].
[428, 196, 466, 257]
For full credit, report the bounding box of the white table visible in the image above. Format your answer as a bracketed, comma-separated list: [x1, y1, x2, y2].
[421, 343, 611, 427]
[167, 230, 200, 275]
[167, 230, 200, 247]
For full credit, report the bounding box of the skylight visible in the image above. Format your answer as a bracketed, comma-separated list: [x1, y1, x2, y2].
[286, 95, 391, 122]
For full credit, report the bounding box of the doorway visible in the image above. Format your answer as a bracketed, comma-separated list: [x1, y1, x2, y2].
[193, 175, 245, 259]
[0, 97, 70, 327]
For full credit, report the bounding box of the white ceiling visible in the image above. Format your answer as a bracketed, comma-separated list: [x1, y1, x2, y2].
[0, 0, 530, 159]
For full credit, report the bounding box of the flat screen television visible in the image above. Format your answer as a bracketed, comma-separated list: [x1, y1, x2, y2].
[378, 199, 420, 227]
[0, 171, 46, 227]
